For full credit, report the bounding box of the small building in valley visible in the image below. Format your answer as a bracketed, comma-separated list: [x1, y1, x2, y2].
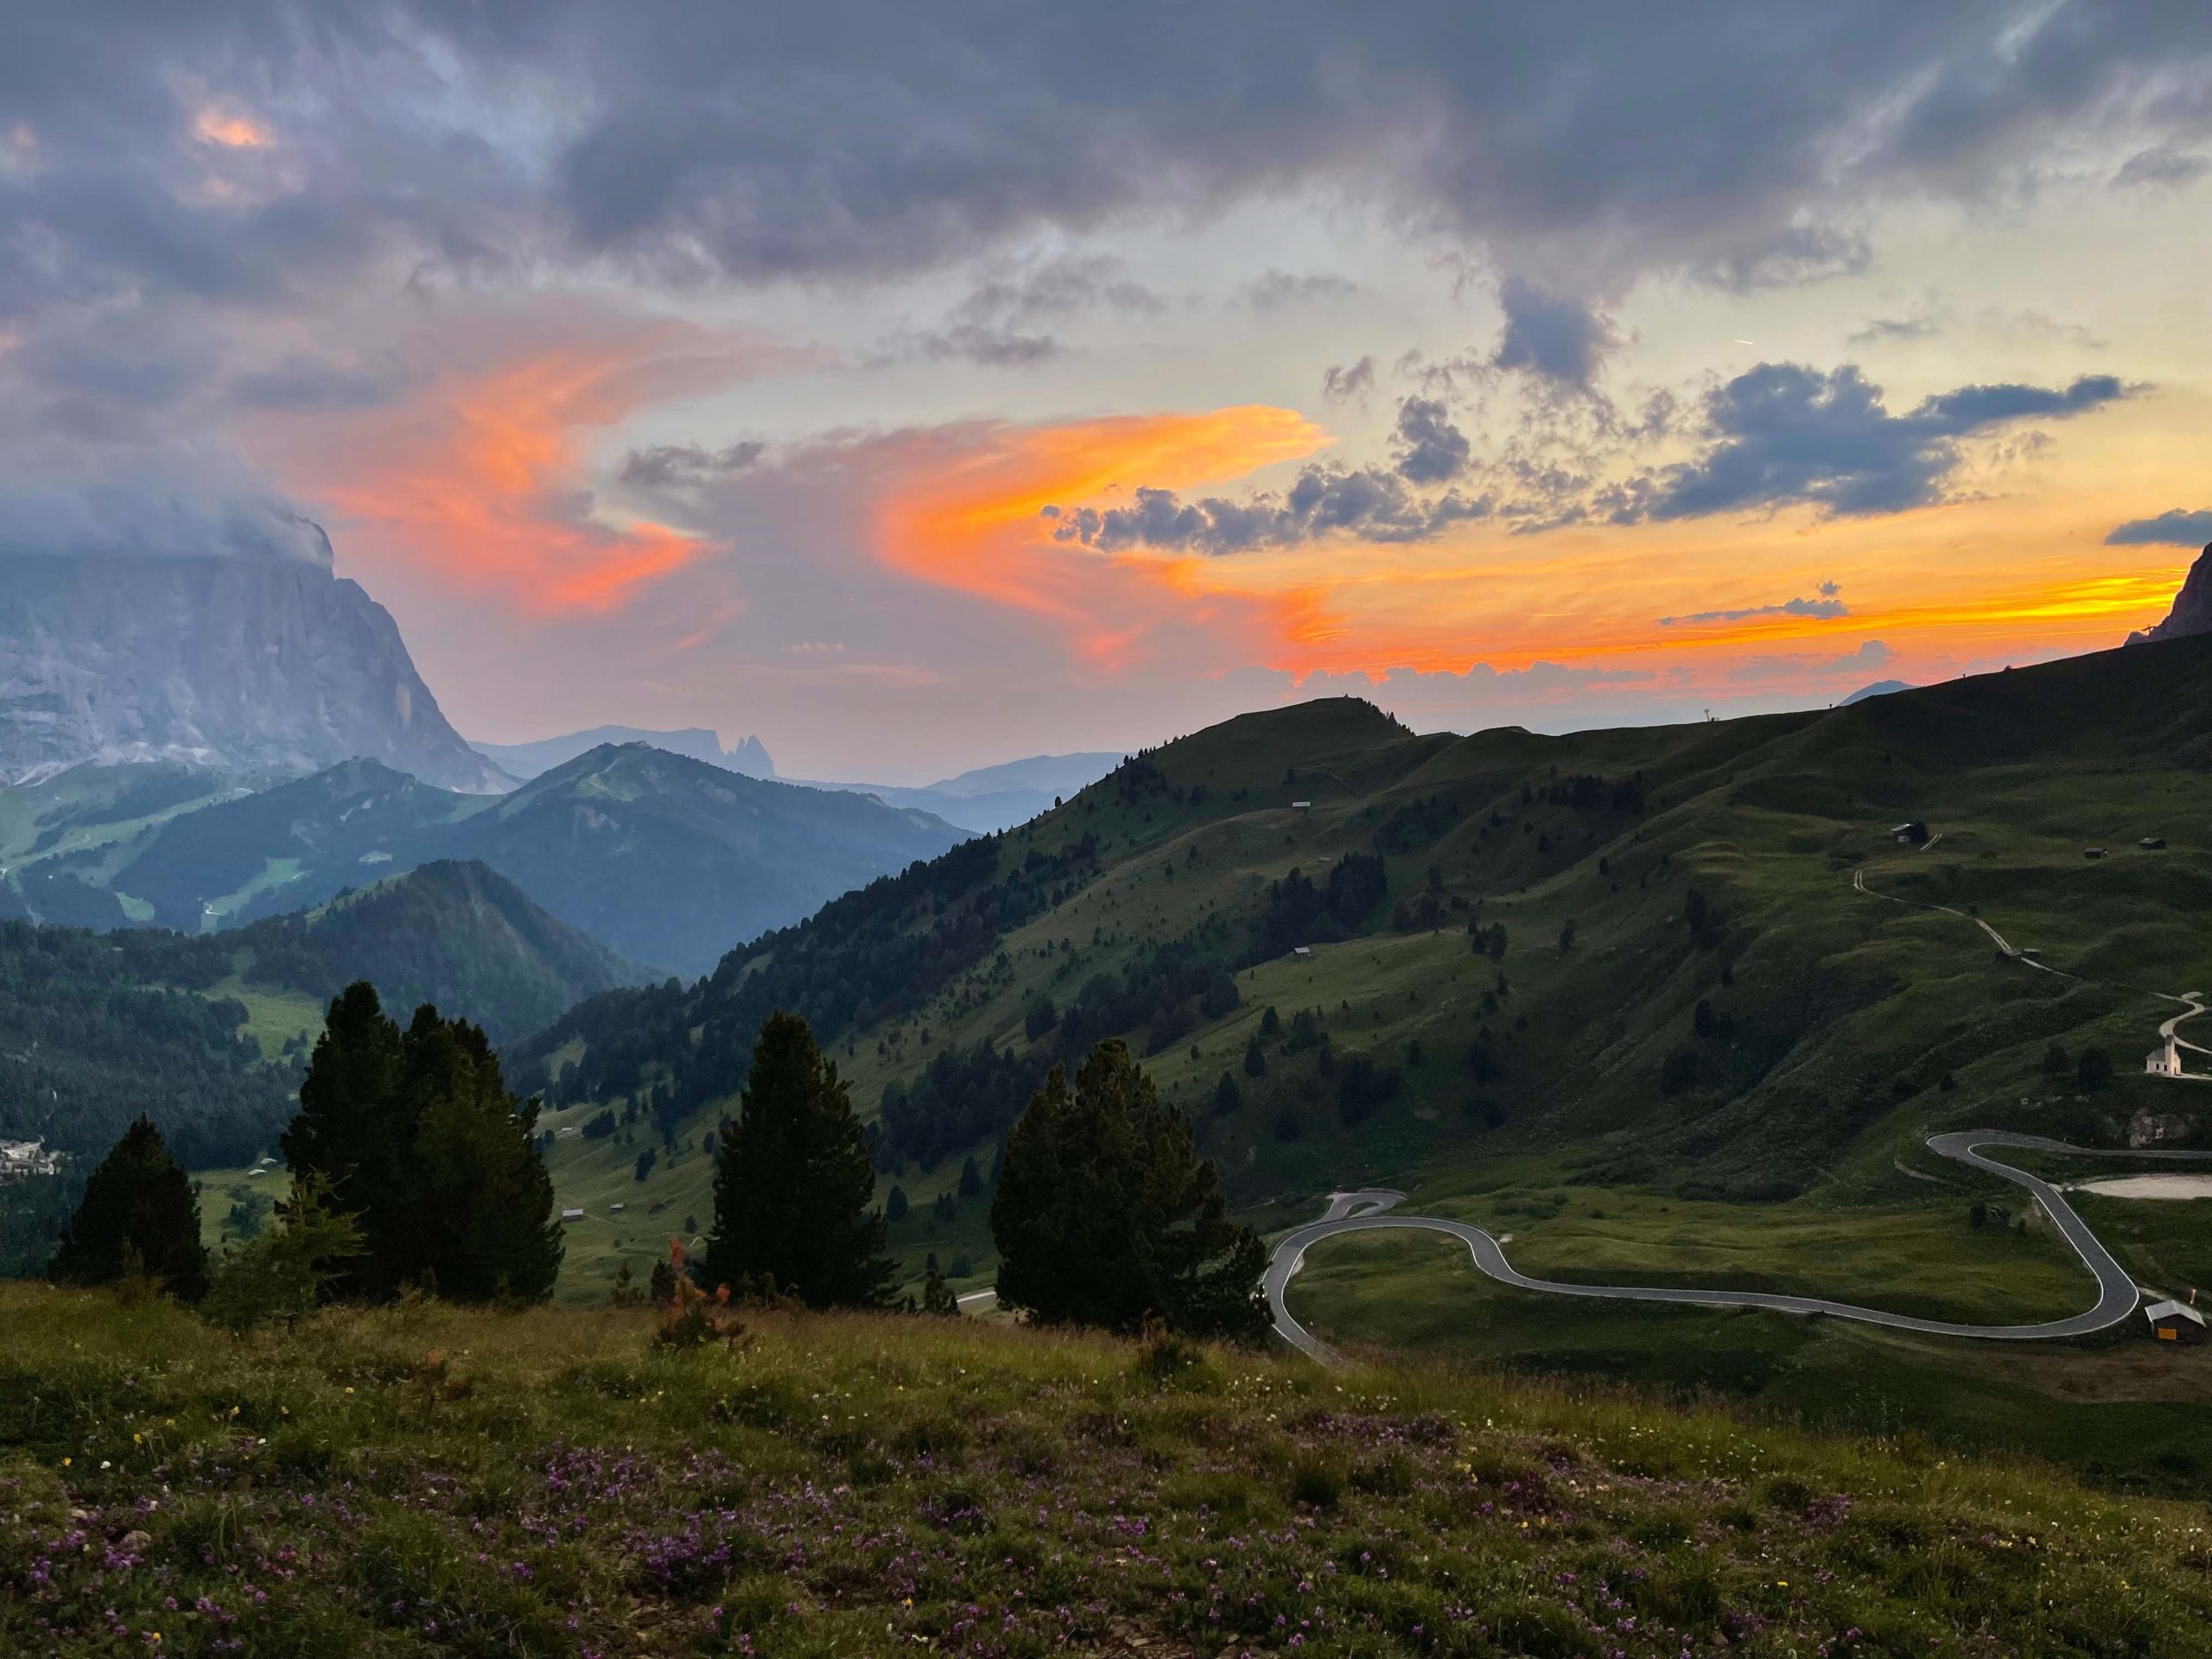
[1292, 944, 1313, 959]
[1291, 800, 1313, 812]
[561, 1207, 585, 1224]
[2140, 836, 2169, 850]
[1890, 821, 1929, 845]
[2147, 1037, 2184, 1077]
[2145, 1299, 2206, 1345]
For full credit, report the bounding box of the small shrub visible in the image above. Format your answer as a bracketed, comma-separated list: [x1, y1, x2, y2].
[1288, 1453, 1345, 1510]
[1135, 1318, 1207, 1387]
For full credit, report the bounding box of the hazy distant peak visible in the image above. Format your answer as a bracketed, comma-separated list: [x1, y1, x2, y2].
[1840, 679, 1911, 704]
[470, 724, 776, 781]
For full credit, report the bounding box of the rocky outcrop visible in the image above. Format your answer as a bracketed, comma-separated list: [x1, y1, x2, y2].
[0, 553, 509, 791]
[2127, 543, 2212, 645]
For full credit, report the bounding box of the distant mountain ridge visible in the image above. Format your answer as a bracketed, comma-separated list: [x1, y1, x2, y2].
[236, 859, 657, 1044]
[1840, 679, 1910, 704]
[8, 743, 968, 976]
[473, 725, 773, 781]
[0, 552, 508, 792]
[791, 751, 1123, 834]
[474, 723, 1120, 834]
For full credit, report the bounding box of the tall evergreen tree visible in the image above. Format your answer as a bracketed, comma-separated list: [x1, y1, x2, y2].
[48, 1116, 210, 1301]
[703, 1011, 894, 1307]
[283, 982, 562, 1301]
[991, 1039, 1268, 1341]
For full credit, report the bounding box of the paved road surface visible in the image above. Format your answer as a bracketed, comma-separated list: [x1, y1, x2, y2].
[1265, 1132, 2212, 1362]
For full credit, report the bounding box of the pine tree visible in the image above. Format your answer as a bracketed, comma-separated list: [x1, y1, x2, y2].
[199, 1175, 364, 1332]
[991, 1039, 1268, 1341]
[48, 1116, 210, 1301]
[918, 1257, 960, 1315]
[283, 982, 562, 1302]
[703, 1011, 895, 1307]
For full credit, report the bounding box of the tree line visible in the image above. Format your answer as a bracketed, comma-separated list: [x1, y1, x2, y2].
[49, 989, 1268, 1344]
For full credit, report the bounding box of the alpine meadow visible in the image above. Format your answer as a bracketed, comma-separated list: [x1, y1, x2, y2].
[8, 6, 2212, 1656]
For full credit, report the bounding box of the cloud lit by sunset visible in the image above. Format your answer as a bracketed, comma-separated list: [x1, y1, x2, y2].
[871, 407, 1328, 663]
[4, 4, 2209, 774]
[244, 313, 784, 620]
[192, 107, 270, 149]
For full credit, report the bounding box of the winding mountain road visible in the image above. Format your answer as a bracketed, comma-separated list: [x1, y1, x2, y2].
[1267, 856, 2212, 1361]
[2157, 992, 2211, 1059]
[1267, 1133, 2212, 1362]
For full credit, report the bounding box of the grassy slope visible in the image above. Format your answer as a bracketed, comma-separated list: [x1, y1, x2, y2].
[4, 1285, 2211, 1657]
[543, 643, 2212, 1304]
[207, 974, 323, 1062]
[506, 645, 2212, 1515]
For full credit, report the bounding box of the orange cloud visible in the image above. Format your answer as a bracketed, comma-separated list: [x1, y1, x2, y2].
[872, 405, 1328, 664]
[193, 108, 270, 149]
[250, 309, 778, 617]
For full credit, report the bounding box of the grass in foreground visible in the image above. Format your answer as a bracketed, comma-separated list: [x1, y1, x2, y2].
[4, 1285, 2212, 1656]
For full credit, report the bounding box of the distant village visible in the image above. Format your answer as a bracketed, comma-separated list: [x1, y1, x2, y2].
[0, 1137, 64, 1184]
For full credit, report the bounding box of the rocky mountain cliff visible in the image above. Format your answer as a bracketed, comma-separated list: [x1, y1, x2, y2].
[0, 552, 509, 792]
[2126, 542, 2212, 645]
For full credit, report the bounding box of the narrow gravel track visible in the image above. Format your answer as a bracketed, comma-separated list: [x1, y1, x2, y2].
[1266, 1132, 2212, 1362]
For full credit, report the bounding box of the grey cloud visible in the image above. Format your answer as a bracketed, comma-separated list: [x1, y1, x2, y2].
[1699, 223, 1871, 293]
[2106, 509, 2212, 547]
[893, 252, 1159, 367]
[229, 353, 415, 411]
[1661, 594, 1852, 627]
[1914, 375, 2125, 427]
[907, 325, 1065, 367]
[1491, 278, 1618, 388]
[952, 254, 1165, 327]
[0, 468, 334, 565]
[1047, 465, 1492, 556]
[1320, 357, 1376, 404]
[1391, 397, 1470, 485]
[2113, 144, 2210, 190]
[1236, 270, 1361, 311]
[1847, 315, 1943, 346]
[1605, 363, 2131, 522]
[10, 4, 2212, 308]
[618, 441, 767, 489]
[535, 5, 2212, 292]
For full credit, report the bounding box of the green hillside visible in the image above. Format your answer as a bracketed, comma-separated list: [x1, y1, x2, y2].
[515, 640, 2212, 1484]
[238, 859, 655, 1046]
[452, 742, 967, 974]
[0, 744, 969, 976]
[0, 862, 652, 1274]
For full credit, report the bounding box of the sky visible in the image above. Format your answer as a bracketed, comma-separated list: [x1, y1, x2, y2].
[3, 4, 2210, 783]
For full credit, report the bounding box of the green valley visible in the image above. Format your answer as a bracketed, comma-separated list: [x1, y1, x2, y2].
[518, 637, 2212, 1489]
